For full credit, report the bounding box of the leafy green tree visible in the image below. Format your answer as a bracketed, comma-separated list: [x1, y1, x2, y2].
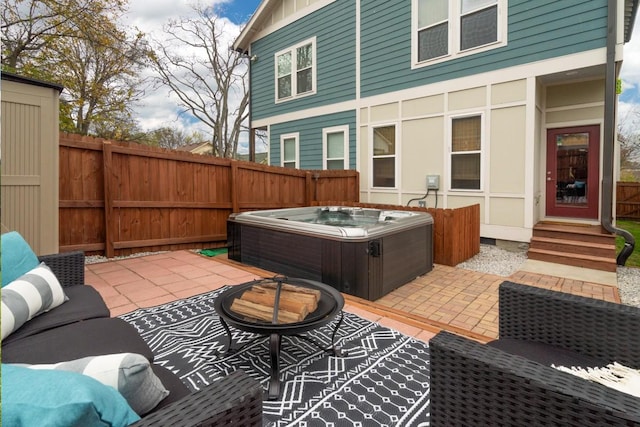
[92, 114, 145, 142]
[2, 0, 146, 138]
[137, 127, 209, 151]
[43, 22, 148, 136]
[2, 0, 125, 71]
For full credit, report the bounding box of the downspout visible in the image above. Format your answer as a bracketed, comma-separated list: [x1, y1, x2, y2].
[237, 47, 255, 162]
[603, 0, 635, 265]
[248, 57, 255, 163]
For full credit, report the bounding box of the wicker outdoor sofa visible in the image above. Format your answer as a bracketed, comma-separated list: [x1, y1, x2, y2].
[429, 281, 640, 426]
[1, 249, 263, 426]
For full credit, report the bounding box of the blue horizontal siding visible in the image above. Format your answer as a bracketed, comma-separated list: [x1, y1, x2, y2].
[250, 0, 357, 121]
[360, 0, 608, 98]
[270, 110, 357, 170]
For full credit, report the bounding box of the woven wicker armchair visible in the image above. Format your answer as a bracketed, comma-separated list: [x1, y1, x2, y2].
[37, 251, 263, 426]
[430, 281, 640, 427]
[133, 370, 263, 426]
[38, 251, 87, 287]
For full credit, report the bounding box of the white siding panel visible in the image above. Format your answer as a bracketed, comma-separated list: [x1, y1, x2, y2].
[490, 106, 526, 194]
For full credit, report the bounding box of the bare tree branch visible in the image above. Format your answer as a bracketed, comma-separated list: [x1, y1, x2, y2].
[146, 4, 249, 158]
[619, 106, 640, 166]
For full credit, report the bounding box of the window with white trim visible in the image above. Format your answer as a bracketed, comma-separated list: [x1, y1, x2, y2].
[372, 125, 397, 188]
[323, 126, 349, 170]
[413, 0, 503, 65]
[275, 38, 316, 102]
[281, 133, 299, 168]
[450, 115, 482, 190]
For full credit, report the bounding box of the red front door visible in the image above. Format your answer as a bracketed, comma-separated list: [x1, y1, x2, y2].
[545, 126, 599, 219]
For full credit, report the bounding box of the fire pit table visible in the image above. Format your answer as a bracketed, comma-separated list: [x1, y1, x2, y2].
[213, 276, 345, 400]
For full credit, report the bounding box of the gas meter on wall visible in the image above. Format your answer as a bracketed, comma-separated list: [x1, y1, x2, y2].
[426, 175, 440, 190]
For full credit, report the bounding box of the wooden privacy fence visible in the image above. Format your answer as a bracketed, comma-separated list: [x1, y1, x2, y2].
[59, 133, 359, 257]
[59, 133, 480, 264]
[314, 201, 480, 266]
[617, 181, 640, 220]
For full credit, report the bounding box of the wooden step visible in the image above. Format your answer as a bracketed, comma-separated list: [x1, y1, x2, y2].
[527, 248, 617, 272]
[529, 221, 617, 272]
[529, 236, 616, 258]
[533, 222, 615, 246]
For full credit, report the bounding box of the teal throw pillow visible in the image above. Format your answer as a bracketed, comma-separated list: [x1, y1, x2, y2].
[1, 231, 40, 287]
[2, 364, 141, 427]
[21, 353, 169, 415]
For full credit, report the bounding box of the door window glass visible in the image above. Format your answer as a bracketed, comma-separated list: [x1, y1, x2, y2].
[555, 132, 589, 205]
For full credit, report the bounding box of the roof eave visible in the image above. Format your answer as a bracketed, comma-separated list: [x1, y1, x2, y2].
[624, 0, 639, 42]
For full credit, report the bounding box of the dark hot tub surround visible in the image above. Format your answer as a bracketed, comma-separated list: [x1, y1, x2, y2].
[227, 206, 433, 300]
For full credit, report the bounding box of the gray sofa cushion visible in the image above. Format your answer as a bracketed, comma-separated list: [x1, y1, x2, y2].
[1, 317, 154, 364]
[2, 285, 110, 345]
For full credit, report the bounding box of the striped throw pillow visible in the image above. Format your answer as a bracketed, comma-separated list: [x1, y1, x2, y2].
[21, 353, 170, 415]
[1, 263, 68, 339]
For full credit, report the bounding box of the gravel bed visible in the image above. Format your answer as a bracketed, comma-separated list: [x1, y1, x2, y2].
[84, 251, 170, 265]
[457, 244, 640, 308]
[617, 267, 640, 308]
[457, 244, 527, 277]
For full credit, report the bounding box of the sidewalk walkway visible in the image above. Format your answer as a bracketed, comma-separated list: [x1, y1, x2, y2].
[85, 250, 621, 344]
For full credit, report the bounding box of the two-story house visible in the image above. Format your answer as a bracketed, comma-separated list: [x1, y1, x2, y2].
[234, 0, 638, 262]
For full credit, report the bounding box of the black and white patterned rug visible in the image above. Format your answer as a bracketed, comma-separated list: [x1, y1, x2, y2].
[120, 287, 431, 426]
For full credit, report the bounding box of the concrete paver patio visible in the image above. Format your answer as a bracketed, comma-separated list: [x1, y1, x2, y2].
[86, 249, 622, 344]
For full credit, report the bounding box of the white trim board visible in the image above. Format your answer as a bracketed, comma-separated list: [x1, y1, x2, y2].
[252, 48, 607, 128]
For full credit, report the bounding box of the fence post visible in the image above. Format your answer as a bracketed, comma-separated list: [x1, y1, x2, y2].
[305, 172, 313, 205]
[102, 142, 115, 258]
[231, 161, 239, 213]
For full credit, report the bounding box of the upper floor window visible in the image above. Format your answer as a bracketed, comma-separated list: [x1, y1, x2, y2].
[414, 0, 504, 66]
[323, 126, 349, 170]
[275, 38, 316, 102]
[450, 115, 482, 190]
[460, 0, 498, 50]
[372, 125, 397, 188]
[417, 0, 449, 61]
[281, 133, 299, 168]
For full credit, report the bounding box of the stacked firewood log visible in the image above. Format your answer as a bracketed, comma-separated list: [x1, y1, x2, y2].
[230, 283, 321, 323]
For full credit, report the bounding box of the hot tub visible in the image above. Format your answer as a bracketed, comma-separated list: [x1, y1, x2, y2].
[227, 206, 433, 300]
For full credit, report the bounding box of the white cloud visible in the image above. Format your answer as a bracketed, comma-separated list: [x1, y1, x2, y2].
[618, 21, 640, 138]
[122, 0, 248, 148]
[619, 101, 640, 140]
[124, 0, 202, 33]
[123, 0, 204, 134]
[621, 23, 640, 97]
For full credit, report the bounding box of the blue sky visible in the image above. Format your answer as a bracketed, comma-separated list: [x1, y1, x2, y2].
[215, 0, 262, 25]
